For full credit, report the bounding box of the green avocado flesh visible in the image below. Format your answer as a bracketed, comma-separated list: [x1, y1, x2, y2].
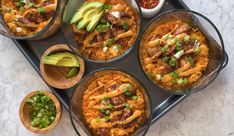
[71, 1, 105, 32]
[70, 2, 104, 24]
[42, 52, 80, 67]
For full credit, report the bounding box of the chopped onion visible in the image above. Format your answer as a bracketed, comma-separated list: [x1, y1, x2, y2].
[111, 11, 120, 18]
[16, 27, 22, 33]
[112, 45, 119, 52]
[156, 75, 162, 80]
[174, 50, 184, 59]
[103, 47, 108, 53]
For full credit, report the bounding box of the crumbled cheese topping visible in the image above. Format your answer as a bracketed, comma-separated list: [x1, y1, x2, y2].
[111, 11, 120, 18]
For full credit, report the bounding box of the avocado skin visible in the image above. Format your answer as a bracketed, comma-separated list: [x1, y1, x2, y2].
[70, 2, 104, 24]
[42, 52, 80, 67]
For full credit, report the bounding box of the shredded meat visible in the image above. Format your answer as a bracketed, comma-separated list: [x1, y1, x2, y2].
[110, 95, 126, 106]
[174, 24, 192, 35]
[146, 46, 161, 57]
[183, 41, 194, 52]
[25, 12, 44, 24]
[111, 26, 125, 36]
[18, 17, 30, 24]
[164, 45, 176, 55]
[120, 12, 131, 18]
[98, 128, 111, 136]
[158, 60, 172, 74]
[106, 13, 119, 24]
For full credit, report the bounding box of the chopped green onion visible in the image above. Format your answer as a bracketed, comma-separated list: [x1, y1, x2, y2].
[162, 56, 169, 62]
[183, 77, 188, 83]
[172, 79, 177, 85]
[5, 8, 12, 13]
[104, 38, 115, 47]
[131, 96, 138, 100]
[116, 44, 122, 49]
[192, 35, 198, 41]
[120, 21, 129, 31]
[103, 4, 112, 10]
[104, 116, 110, 121]
[99, 107, 105, 113]
[177, 78, 184, 84]
[96, 22, 110, 33]
[157, 40, 161, 46]
[170, 71, 179, 79]
[28, 2, 34, 7]
[124, 84, 132, 93]
[184, 35, 190, 42]
[168, 57, 176, 66]
[107, 104, 113, 109]
[96, 117, 101, 122]
[124, 103, 131, 109]
[124, 90, 132, 96]
[176, 42, 183, 51]
[188, 56, 194, 66]
[19, 6, 24, 12]
[162, 34, 169, 40]
[161, 46, 168, 52]
[194, 47, 200, 55]
[37, 7, 45, 12]
[105, 110, 110, 115]
[174, 50, 184, 59]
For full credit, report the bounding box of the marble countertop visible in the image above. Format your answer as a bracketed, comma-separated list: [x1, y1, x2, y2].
[0, 0, 233, 136]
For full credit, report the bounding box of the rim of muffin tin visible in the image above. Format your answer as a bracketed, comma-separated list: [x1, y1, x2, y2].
[62, 0, 144, 63]
[69, 68, 153, 136]
[138, 9, 227, 95]
[0, 0, 62, 40]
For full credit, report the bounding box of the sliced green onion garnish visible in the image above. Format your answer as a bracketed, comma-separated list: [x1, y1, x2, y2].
[162, 56, 169, 62]
[174, 50, 184, 59]
[176, 42, 183, 50]
[170, 71, 179, 79]
[107, 104, 113, 109]
[99, 107, 105, 113]
[161, 46, 168, 52]
[184, 35, 190, 42]
[169, 57, 176, 66]
[131, 96, 138, 100]
[124, 103, 131, 109]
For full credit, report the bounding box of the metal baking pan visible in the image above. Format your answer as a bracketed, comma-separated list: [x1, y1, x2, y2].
[12, 0, 228, 125]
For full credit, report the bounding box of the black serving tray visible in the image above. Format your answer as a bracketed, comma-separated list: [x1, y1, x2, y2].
[12, 0, 225, 126]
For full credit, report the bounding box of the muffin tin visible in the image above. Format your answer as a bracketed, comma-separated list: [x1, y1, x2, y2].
[12, 0, 228, 129]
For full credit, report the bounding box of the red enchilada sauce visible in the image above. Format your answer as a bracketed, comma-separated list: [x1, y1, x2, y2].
[139, 0, 159, 9]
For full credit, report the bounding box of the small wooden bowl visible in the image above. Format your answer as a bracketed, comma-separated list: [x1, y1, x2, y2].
[40, 44, 85, 89]
[19, 91, 62, 134]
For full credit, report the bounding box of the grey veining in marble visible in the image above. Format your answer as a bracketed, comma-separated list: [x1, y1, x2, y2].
[0, 0, 234, 136]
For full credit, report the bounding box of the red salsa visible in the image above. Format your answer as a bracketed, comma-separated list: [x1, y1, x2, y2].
[139, 0, 159, 9]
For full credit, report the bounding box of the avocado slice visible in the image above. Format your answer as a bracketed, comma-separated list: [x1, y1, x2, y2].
[42, 52, 80, 67]
[70, 2, 104, 24]
[77, 8, 99, 30]
[86, 11, 104, 32]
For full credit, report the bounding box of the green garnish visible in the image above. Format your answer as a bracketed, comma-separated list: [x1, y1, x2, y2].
[66, 67, 78, 78]
[176, 42, 183, 50]
[103, 96, 109, 104]
[184, 35, 190, 42]
[172, 79, 177, 85]
[194, 47, 200, 55]
[188, 56, 194, 66]
[170, 71, 179, 79]
[37, 8, 45, 12]
[19, 6, 24, 12]
[26, 91, 56, 128]
[104, 116, 110, 121]
[107, 104, 113, 109]
[124, 103, 131, 109]
[183, 77, 188, 83]
[104, 38, 115, 47]
[124, 90, 132, 96]
[147, 72, 154, 79]
[96, 22, 110, 33]
[123, 84, 132, 93]
[192, 35, 198, 41]
[5, 8, 12, 13]
[162, 34, 169, 40]
[161, 46, 168, 52]
[168, 57, 176, 66]
[99, 107, 105, 113]
[116, 44, 122, 49]
[96, 117, 101, 122]
[103, 4, 112, 10]
[105, 110, 110, 115]
[131, 96, 138, 100]
[15, 1, 23, 7]
[120, 21, 129, 31]
[28, 2, 34, 7]
[177, 78, 184, 84]
[162, 56, 169, 62]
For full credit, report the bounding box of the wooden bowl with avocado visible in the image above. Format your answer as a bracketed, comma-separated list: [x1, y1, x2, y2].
[40, 44, 85, 89]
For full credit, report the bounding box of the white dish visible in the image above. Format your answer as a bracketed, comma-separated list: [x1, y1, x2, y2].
[131, 0, 165, 18]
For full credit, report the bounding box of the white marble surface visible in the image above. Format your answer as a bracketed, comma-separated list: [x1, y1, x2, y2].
[0, 0, 234, 136]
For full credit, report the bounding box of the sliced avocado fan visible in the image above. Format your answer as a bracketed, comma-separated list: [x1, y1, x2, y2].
[70, 2, 104, 24]
[42, 52, 80, 67]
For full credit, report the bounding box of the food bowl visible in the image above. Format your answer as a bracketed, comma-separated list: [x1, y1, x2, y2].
[139, 9, 228, 94]
[62, 0, 142, 63]
[132, 0, 165, 18]
[69, 69, 152, 136]
[19, 90, 62, 133]
[40, 44, 85, 89]
[0, 0, 65, 40]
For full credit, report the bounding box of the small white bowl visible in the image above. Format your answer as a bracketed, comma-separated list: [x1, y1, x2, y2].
[131, 0, 165, 18]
